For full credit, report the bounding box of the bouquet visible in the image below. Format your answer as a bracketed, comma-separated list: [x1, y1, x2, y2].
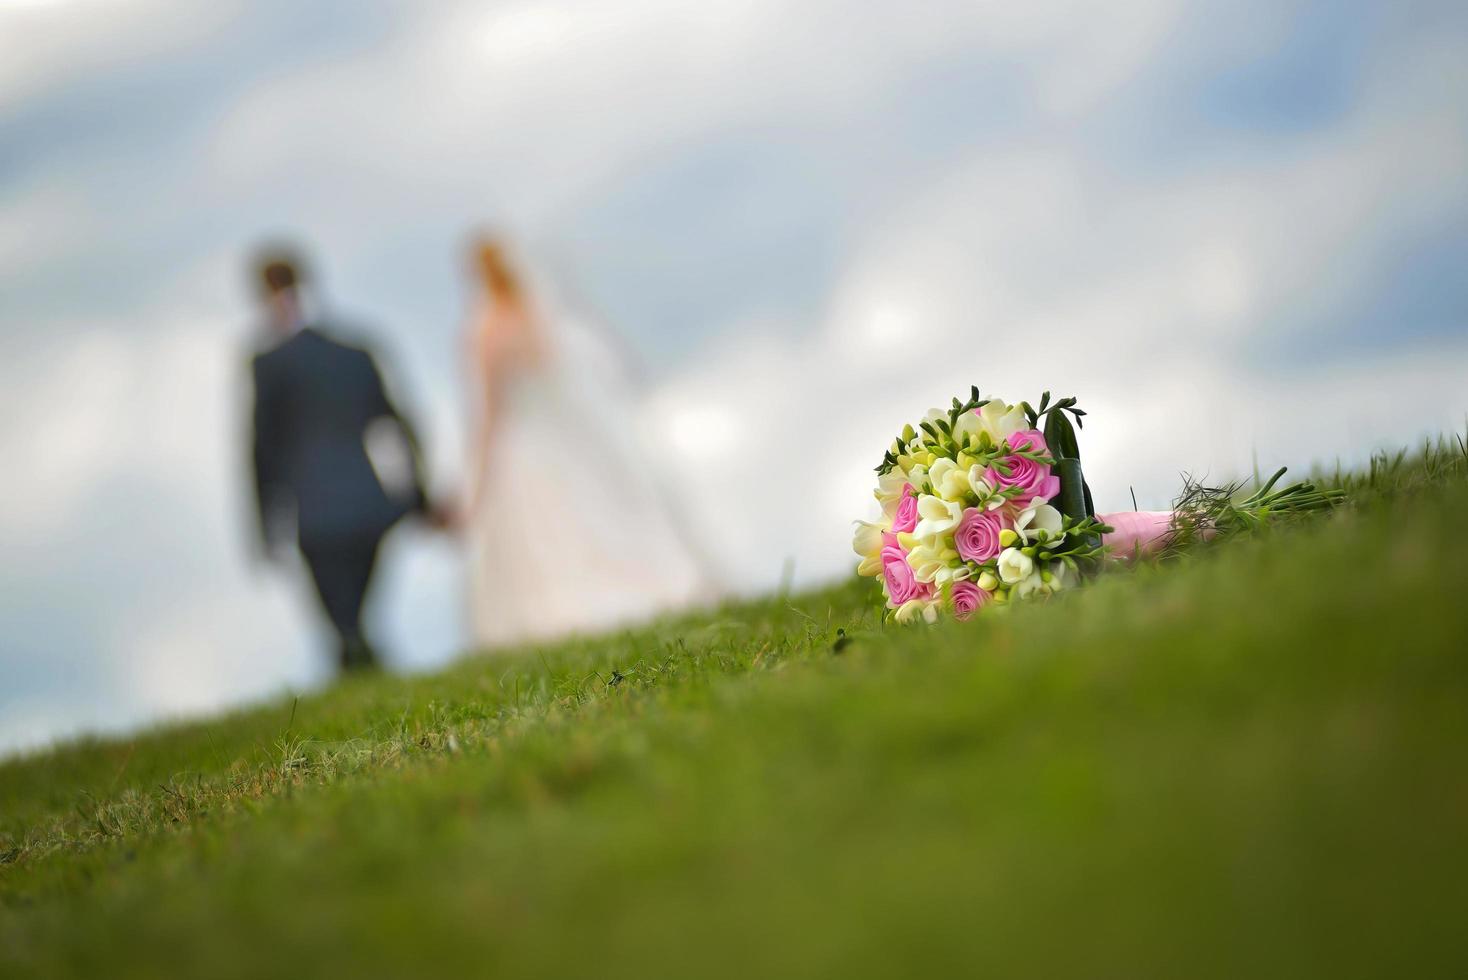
[853, 389, 1344, 623]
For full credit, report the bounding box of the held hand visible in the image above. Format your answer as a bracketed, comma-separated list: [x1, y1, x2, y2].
[424, 499, 463, 533]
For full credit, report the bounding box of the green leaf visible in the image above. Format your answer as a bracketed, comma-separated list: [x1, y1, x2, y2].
[1044, 409, 1081, 462]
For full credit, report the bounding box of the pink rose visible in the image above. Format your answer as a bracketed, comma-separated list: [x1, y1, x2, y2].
[954, 507, 1006, 563]
[951, 580, 989, 621]
[880, 536, 928, 607]
[880, 547, 920, 606]
[1011, 428, 1049, 455]
[985, 428, 1060, 507]
[892, 483, 918, 534]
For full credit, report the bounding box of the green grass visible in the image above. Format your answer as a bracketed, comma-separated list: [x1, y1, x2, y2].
[3, 439, 1466, 978]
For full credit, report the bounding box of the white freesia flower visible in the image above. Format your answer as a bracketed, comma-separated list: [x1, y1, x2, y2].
[954, 409, 983, 444]
[966, 465, 1010, 510]
[1044, 562, 1071, 593]
[901, 446, 936, 469]
[1012, 570, 1047, 599]
[976, 399, 1028, 442]
[927, 458, 972, 502]
[1014, 504, 1064, 546]
[852, 520, 887, 576]
[875, 470, 910, 519]
[852, 521, 884, 557]
[895, 598, 940, 624]
[914, 494, 963, 538]
[907, 539, 959, 584]
[996, 547, 1034, 584]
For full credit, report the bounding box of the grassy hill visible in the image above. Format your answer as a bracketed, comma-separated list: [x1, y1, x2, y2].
[3, 441, 1466, 979]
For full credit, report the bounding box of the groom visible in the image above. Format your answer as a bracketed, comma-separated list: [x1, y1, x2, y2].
[247, 248, 437, 671]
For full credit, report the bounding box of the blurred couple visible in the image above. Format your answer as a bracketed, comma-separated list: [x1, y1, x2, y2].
[247, 240, 713, 672]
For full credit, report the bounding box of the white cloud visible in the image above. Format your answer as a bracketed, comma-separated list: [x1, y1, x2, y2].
[0, 328, 132, 531]
[0, 178, 98, 284]
[0, 0, 240, 111]
[202, 0, 1187, 232]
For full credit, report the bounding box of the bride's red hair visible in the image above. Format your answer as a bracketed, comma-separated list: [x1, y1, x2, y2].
[473, 238, 522, 304]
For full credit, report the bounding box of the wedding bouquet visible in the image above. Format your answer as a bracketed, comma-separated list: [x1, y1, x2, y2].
[853, 389, 1111, 623]
[853, 389, 1344, 623]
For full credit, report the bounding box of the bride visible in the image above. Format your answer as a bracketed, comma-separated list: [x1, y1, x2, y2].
[460, 236, 716, 649]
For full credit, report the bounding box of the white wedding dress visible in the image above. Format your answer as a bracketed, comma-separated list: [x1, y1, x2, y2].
[463, 294, 714, 650]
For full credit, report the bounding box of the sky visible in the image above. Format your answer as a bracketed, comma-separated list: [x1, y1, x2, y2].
[2, 0, 1466, 756]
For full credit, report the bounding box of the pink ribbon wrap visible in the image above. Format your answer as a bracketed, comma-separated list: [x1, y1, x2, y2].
[1097, 510, 1174, 560]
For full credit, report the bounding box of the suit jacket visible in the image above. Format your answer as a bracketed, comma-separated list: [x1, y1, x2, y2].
[250, 326, 426, 550]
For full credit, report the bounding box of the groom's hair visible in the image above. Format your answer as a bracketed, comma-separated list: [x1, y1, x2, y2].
[255, 248, 305, 295]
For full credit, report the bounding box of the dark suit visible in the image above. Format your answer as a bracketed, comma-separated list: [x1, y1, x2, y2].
[251, 326, 426, 670]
